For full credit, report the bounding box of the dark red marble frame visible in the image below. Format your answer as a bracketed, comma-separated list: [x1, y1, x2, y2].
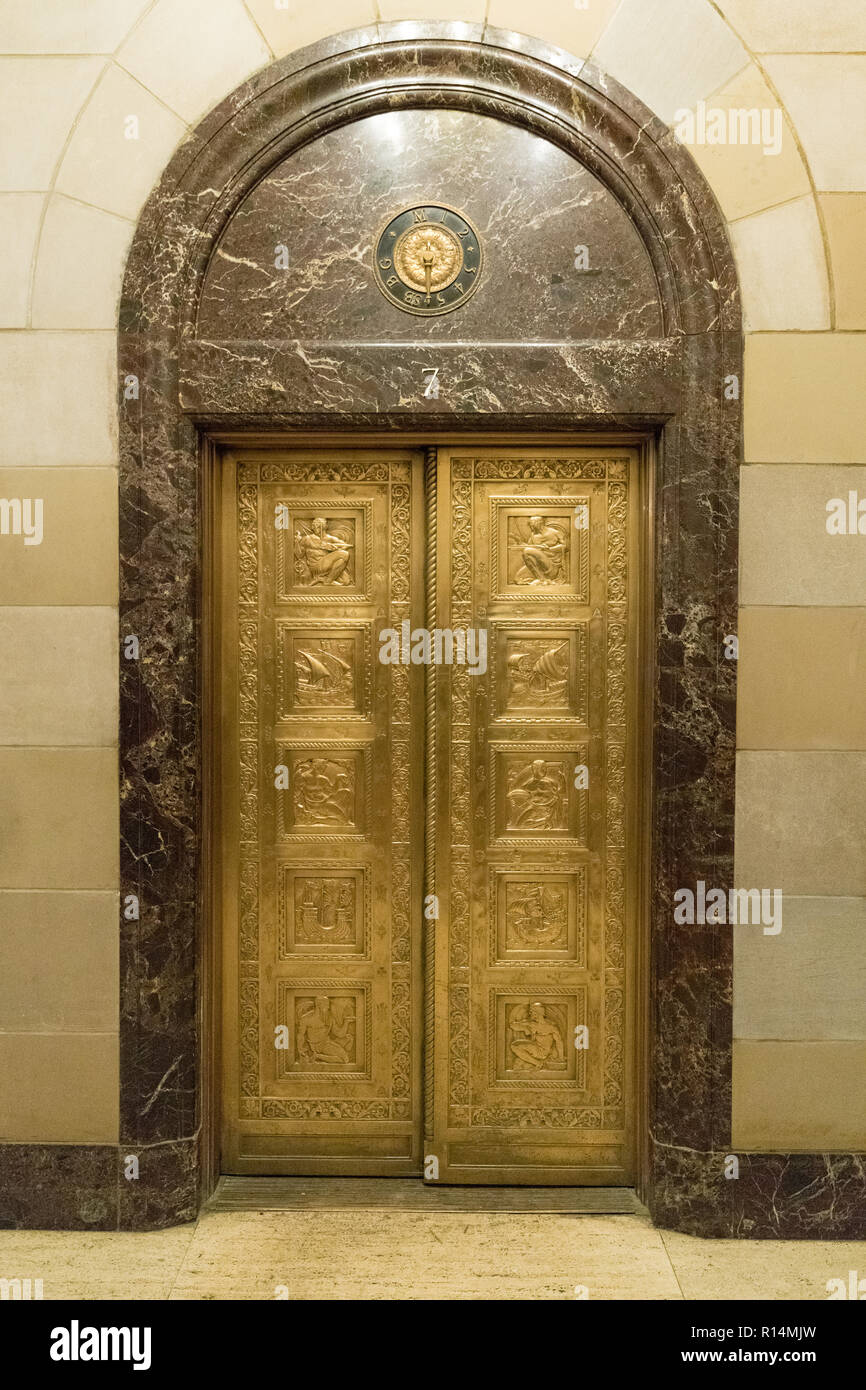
[1, 23, 862, 1236]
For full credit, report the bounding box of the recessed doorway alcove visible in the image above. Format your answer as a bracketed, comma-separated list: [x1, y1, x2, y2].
[115, 22, 752, 1233]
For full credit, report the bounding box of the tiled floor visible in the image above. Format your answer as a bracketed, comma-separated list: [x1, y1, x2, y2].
[0, 1211, 864, 1300]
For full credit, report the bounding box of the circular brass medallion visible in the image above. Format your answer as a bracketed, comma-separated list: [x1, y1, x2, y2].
[374, 204, 482, 315]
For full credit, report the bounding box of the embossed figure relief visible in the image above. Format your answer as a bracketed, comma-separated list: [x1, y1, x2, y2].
[292, 756, 355, 826]
[492, 499, 589, 602]
[510, 514, 569, 586]
[491, 989, 584, 1087]
[505, 758, 568, 830]
[273, 973, 372, 1078]
[276, 977, 370, 1079]
[297, 994, 356, 1065]
[506, 1001, 567, 1072]
[295, 517, 354, 587]
[276, 501, 371, 602]
[276, 742, 371, 840]
[491, 744, 588, 844]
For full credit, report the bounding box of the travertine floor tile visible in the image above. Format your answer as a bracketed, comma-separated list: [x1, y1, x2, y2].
[2, 1213, 862, 1300]
[169, 1210, 681, 1301]
[0, 1225, 194, 1300]
[662, 1231, 866, 1300]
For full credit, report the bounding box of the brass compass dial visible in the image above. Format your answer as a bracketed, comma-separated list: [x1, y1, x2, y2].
[374, 204, 483, 316]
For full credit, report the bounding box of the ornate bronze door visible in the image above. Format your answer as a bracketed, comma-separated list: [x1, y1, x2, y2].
[428, 450, 638, 1184]
[219, 450, 426, 1174]
[219, 447, 638, 1183]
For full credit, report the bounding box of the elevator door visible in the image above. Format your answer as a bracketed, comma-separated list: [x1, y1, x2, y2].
[219, 447, 638, 1183]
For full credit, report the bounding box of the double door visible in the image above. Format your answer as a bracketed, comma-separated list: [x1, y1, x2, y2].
[219, 446, 638, 1183]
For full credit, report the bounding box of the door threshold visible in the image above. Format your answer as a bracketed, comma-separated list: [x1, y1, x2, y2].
[207, 1177, 643, 1214]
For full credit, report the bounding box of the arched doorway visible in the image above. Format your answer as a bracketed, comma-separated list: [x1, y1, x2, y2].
[118, 26, 740, 1221]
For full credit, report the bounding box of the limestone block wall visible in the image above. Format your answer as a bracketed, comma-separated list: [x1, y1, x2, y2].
[0, 0, 863, 1155]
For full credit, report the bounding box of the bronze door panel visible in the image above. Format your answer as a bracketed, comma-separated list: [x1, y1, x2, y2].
[219, 446, 638, 1182]
[220, 450, 426, 1174]
[428, 450, 638, 1184]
